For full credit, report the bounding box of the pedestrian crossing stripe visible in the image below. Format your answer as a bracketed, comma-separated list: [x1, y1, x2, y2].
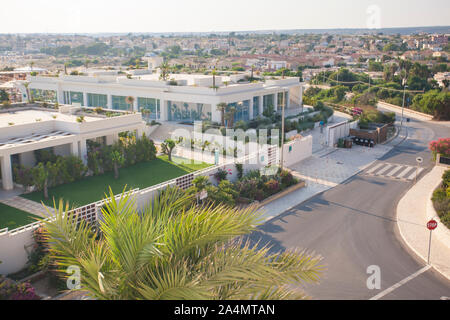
[366, 163, 384, 174]
[397, 167, 414, 179]
[364, 162, 425, 181]
[406, 168, 424, 180]
[386, 166, 404, 177]
[376, 164, 393, 175]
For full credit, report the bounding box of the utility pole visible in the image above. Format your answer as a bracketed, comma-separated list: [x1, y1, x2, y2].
[280, 90, 286, 171]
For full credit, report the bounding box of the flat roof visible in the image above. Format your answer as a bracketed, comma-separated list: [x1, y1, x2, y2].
[138, 73, 232, 85]
[0, 131, 75, 151]
[0, 110, 101, 129]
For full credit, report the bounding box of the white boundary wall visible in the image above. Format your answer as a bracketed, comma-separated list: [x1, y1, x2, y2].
[326, 120, 358, 147]
[283, 136, 313, 167]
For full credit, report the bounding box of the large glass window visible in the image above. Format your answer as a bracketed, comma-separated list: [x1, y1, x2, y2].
[228, 100, 250, 124]
[87, 93, 107, 108]
[253, 96, 260, 117]
[168, 101, 211, 122]
[112, 95, 130, 110]
[263, 94, 274, 114]
[30, 89, 56, 103]
[138, 97, 160, 120]
[63, 91, 83, 105]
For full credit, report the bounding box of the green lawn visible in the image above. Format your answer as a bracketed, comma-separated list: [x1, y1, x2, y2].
[22, 156, 211, 208]
[0, 203, 40, 230]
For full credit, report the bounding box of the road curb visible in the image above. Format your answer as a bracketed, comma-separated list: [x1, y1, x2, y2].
[382, 125, 400, 145]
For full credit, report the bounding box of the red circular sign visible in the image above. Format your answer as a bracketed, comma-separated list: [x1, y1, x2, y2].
[427, 220, 438, 231]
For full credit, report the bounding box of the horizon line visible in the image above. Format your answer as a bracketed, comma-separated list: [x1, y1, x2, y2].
[1, 25, 449, 36]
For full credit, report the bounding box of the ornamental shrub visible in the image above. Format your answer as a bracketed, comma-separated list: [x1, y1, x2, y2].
[264, 179, 280, 195]
[13, 165, 34, 187]
[280, 170, 294, 187]
[214, 168, 229, 182]
[429, 138, 450, 159]
[443, 170, 450, 189]
[0, 277, 39, 300]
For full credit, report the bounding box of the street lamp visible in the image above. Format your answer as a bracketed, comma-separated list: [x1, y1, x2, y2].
[401, 79, 408, 128]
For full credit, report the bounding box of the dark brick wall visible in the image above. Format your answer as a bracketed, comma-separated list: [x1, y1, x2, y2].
[350, 124, 390, 144]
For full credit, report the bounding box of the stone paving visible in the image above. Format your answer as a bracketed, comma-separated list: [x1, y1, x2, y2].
[0, 196, 55, 218]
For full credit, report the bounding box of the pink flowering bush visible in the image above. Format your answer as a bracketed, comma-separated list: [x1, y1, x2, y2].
[10, 282, 40, 300]
[429, 138, 450, 159]
[0, 277, 40, 300]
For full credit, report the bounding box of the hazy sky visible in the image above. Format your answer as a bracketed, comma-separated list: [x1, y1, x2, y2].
[0, 0, 449, 33]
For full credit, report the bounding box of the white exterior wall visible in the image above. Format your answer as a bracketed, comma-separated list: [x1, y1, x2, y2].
[326, 121, 358, 147]
[26, 76, 304, 122]
[283, 136, 313, 167]
[0, 109, 146, 190]
[0, 228, 35, 275]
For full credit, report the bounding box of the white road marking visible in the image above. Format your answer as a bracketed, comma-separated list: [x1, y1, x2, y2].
[405, 167, 424, 181]
[397, 167, 414, 179]
[375, 164, 393, 176]
[367, 163, 384, 174]
[386, 166, 404, 177]
[369, 265, 432, 300]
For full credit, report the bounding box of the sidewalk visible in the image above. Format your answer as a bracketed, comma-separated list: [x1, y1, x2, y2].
[0, 196, 54, 218]
[397, 166, 450, 280]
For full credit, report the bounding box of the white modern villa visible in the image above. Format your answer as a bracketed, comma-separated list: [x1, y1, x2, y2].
[0, 105, 146, 191]
[17, 68, 304, 125]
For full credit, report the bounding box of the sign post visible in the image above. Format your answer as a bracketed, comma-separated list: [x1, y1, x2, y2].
[427, 219, 438, 265]
[415, 157, 423, 184]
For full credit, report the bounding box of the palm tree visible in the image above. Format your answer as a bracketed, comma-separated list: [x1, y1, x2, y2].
[159, 61, 170, 81]
[110, 150, 125, 179]
[125, 96, 135, 111]
[40, 187, 323, 300]
[161, 138, 177, 162]
[225, 105, 236, 128]
[212, 67, 217, 89]
[23, 82, 31, 103]
[216, 102, 227, 127]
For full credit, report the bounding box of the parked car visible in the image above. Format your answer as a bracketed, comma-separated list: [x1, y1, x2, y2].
[352, 107, 363, 116]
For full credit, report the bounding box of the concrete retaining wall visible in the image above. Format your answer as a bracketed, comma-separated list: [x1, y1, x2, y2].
[378, 101, 433, 120]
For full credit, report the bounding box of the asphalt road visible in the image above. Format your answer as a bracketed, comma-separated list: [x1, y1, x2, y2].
[250, 112, 450, 300]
